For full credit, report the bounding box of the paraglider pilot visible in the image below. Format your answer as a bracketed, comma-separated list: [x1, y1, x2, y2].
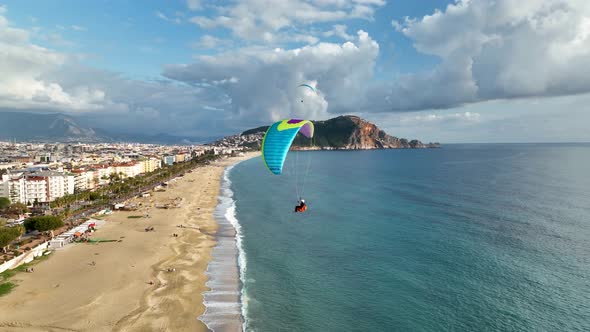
[294, 199, 307, 213]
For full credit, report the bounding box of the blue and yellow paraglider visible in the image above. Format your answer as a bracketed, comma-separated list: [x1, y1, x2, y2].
[260, 84, 317, 212]
[261, 119, 314, 175]
[261, 119, 314, 213]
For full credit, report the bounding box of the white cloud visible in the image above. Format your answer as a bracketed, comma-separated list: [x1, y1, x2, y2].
[398, 111, 481, 124]
[41, 32, 74, 47]
[370, 93, 590, 143]
[187, 0, 202, 11]
[71, 25, 86, 31]
[391, 19, 402, 32]
[323, 24, 353, 40]
[379, 0, 590, 111]
[189, 16, 216, 28]
[52, 67, 232, 135]
[354, 0, 386, 5]
[0, 10, 111, 112]
[0, 7, 240, 136]
[156, 11, 182, 24]
[192, 35, 230, 49]
[164, 30, 379, 126]
[189, 0, 384, 43]
[156, 11, 167, 20]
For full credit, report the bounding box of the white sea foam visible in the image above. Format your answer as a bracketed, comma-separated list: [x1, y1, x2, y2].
[200, 163, 250, 332]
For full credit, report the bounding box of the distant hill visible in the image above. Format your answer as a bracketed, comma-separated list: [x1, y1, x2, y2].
[0, 112, 103, 142]
[216, 115, 440, 149]
[0, 111, 217, 144]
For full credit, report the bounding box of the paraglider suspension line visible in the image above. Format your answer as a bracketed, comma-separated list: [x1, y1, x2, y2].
[300, 136, 313, 198]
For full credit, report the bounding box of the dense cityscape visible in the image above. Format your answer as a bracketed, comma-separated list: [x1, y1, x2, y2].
[0, 140, 243, 219]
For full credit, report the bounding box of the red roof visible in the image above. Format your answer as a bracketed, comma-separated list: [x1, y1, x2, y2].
[112, 162, 138, 167]
[27, 176, 46, 181]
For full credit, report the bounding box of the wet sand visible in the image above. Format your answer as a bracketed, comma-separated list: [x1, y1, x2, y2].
[0, 153, 258, 332]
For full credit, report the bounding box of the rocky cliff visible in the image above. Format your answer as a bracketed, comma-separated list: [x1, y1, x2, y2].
[294, 115, 439, 149]
[220, 115, 440, 150]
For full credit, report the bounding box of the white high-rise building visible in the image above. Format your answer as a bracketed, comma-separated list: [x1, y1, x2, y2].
[25, 175, 48, 203]
[95, 165, 112, 186]
[0, 173, 26, 204]
[64, 173, 75, 194]
[72, 170, 88, 191]
[113, 162, 142, 178]
[0, 171, 76, 204]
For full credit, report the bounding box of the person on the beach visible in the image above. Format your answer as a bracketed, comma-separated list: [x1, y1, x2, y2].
[294, 199, 307, 213]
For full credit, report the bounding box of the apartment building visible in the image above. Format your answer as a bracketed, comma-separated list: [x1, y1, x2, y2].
[162, 155, 175, 166]
[94, 165, 113, 186]
[175, 152, 190, 163]
[0, 174, 26, 204]
[25, 176, 48, 203]
[72, 170, 89, 191]
[113, 162, 142, 178]
[140, 157, 161, 173]
[0, 171, 75, 204]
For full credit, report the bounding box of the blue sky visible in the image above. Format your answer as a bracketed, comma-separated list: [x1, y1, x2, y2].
[1, 0, 589, 142]
[4, 0, 446, 77]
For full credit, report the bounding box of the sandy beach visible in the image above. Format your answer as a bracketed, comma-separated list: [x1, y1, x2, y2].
[0, 152, 258, 332]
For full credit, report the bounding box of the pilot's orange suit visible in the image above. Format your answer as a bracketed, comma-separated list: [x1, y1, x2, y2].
[295, 203, 307, 212]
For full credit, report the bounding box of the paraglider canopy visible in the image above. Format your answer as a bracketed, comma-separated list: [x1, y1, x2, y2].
[298, 83, 317, 94]
[297, 83, 317, 103]
[261, 119, 314, 175]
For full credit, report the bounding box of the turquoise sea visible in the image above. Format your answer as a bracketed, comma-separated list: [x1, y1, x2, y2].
[204, 144, 590, 331]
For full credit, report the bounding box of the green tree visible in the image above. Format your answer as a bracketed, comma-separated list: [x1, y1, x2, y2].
[4, 203, 28, 217]
[108, 173, 121, 182]
[63, 207, 72, 218]
[0, 225, 24, 253]
[89, 192, 101, 201]
[0, 197, 10, 210]
[24, 216, 64, 232]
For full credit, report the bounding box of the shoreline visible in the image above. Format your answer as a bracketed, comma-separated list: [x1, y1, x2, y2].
[200, 163, 245, 332]
[0, 152, 259, 332]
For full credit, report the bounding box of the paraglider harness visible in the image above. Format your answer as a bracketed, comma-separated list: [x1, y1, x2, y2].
[294, 199, 307, 213]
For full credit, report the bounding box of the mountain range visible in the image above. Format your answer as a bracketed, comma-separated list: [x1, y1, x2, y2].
[0, 112, 100, 142]
[0, 112, 439, 149]
[0, 112, 216, 144]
